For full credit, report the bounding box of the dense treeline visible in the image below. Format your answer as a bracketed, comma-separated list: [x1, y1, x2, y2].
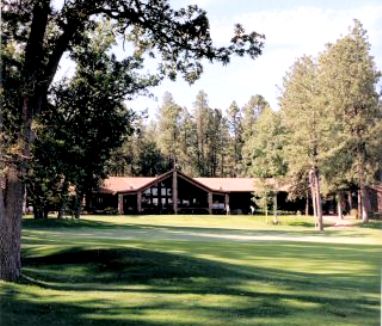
[108, 92, 270, 178]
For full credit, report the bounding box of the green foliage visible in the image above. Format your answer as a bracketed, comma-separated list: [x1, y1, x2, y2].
[156, 92, 182, 167]
[247, 107, 287, 178]
[226, 101, 243, 176]
[27, 22, 135, 217]
[318, 19, 381, 192]
[241, 95, 270, 174]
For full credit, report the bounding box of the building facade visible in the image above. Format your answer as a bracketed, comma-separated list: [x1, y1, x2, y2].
[91, 169, 306, 215]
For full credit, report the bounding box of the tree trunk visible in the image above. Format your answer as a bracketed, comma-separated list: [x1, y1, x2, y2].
[73, 191, 83, 219]
[357, 190, 362, 220]
[0, 166, 24, 281]
[347, 191, 353, 213]
[337, 192, 343, 220]
[43, 207, 49, 219]
[360, 185, 370, 223]
[314, 169, 324, 231]
[309, 170, 317, 220]
[0, 93, 34, 281]
[305, 191, 309, 216]
[57, 178, 69, 219]
[273, 193, 278, 224]
[34, 205, 44, 219]
[0, 0, 71, 281]
[311, 186, 317, 219]
[310, 167, 323, 231]
[357, 144, 369, 222]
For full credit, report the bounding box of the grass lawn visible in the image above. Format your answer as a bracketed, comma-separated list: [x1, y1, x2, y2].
[0, 215, 381, 325]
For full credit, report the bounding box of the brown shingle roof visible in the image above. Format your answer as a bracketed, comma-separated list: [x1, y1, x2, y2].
[99, 177, 156, 194]
[99, 171, 291, 194]
[194, 178, 255, 192]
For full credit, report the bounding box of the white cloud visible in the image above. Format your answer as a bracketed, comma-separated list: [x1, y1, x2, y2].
[163, 4, 382, 111]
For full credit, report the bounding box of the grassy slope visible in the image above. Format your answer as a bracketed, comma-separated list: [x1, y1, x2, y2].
[0, 215, 381, 326]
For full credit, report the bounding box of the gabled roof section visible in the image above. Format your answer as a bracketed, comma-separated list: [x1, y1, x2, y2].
[195, 178, 255, 192]
[99, 170, 175, 195]
[99, 170, 291, 195]
[99, 177, 156, 194]
[177, 170, 218, 193]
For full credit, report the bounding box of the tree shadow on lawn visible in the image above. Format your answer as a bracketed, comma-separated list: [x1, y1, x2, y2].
[9, 247, 378, 326]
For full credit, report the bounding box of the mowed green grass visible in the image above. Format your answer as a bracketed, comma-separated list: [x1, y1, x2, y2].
[0, 215, 381, 326]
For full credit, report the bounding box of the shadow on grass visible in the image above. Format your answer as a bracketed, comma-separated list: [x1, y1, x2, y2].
[0, 247, 374, 326]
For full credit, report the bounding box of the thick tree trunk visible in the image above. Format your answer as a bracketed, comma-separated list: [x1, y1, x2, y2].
[0, 94, 34, 281]
[0, 0, 76, 282]
[0, 167, 24, 281]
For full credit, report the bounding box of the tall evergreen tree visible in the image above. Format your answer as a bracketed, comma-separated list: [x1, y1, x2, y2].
[157, 92, 182, 168]
[193, 90, 211, 176]
[178, 107, 198, 176]
[248, 107, 287, 178]
[247, 107, 287, 220]
[242, 95, 270, 175]
[318, 20, 381, 222]
[227, 101, 243, 176]
[280, 55, 329, 231]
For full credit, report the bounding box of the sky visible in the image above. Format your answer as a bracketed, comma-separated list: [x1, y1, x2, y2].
[126, 0, 382, 114]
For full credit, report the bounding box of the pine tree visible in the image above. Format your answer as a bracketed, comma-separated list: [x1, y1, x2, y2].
[318, 20, 381, 222]
[280, 55, 330, 231]
[193, 90, 211, 176]
[227, 101, 243, 176]
[242, 95, 270, 175]
[157, 92, 182, 168]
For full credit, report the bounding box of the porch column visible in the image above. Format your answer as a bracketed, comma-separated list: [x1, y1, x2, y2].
[118, 194, 124, 215]
[208, 192, 213, 215]
[137, 191, 142, 213]
[173, 170, 178, 214]
[225, 193, 230, 215]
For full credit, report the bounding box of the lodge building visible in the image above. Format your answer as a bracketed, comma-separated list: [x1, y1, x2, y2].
[91, 169, 305, 215]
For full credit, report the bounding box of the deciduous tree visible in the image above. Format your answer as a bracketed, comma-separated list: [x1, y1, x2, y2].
[0, 0, 264, 281]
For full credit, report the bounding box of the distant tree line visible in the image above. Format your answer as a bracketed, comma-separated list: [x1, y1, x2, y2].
[107, 91, 270, 178]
